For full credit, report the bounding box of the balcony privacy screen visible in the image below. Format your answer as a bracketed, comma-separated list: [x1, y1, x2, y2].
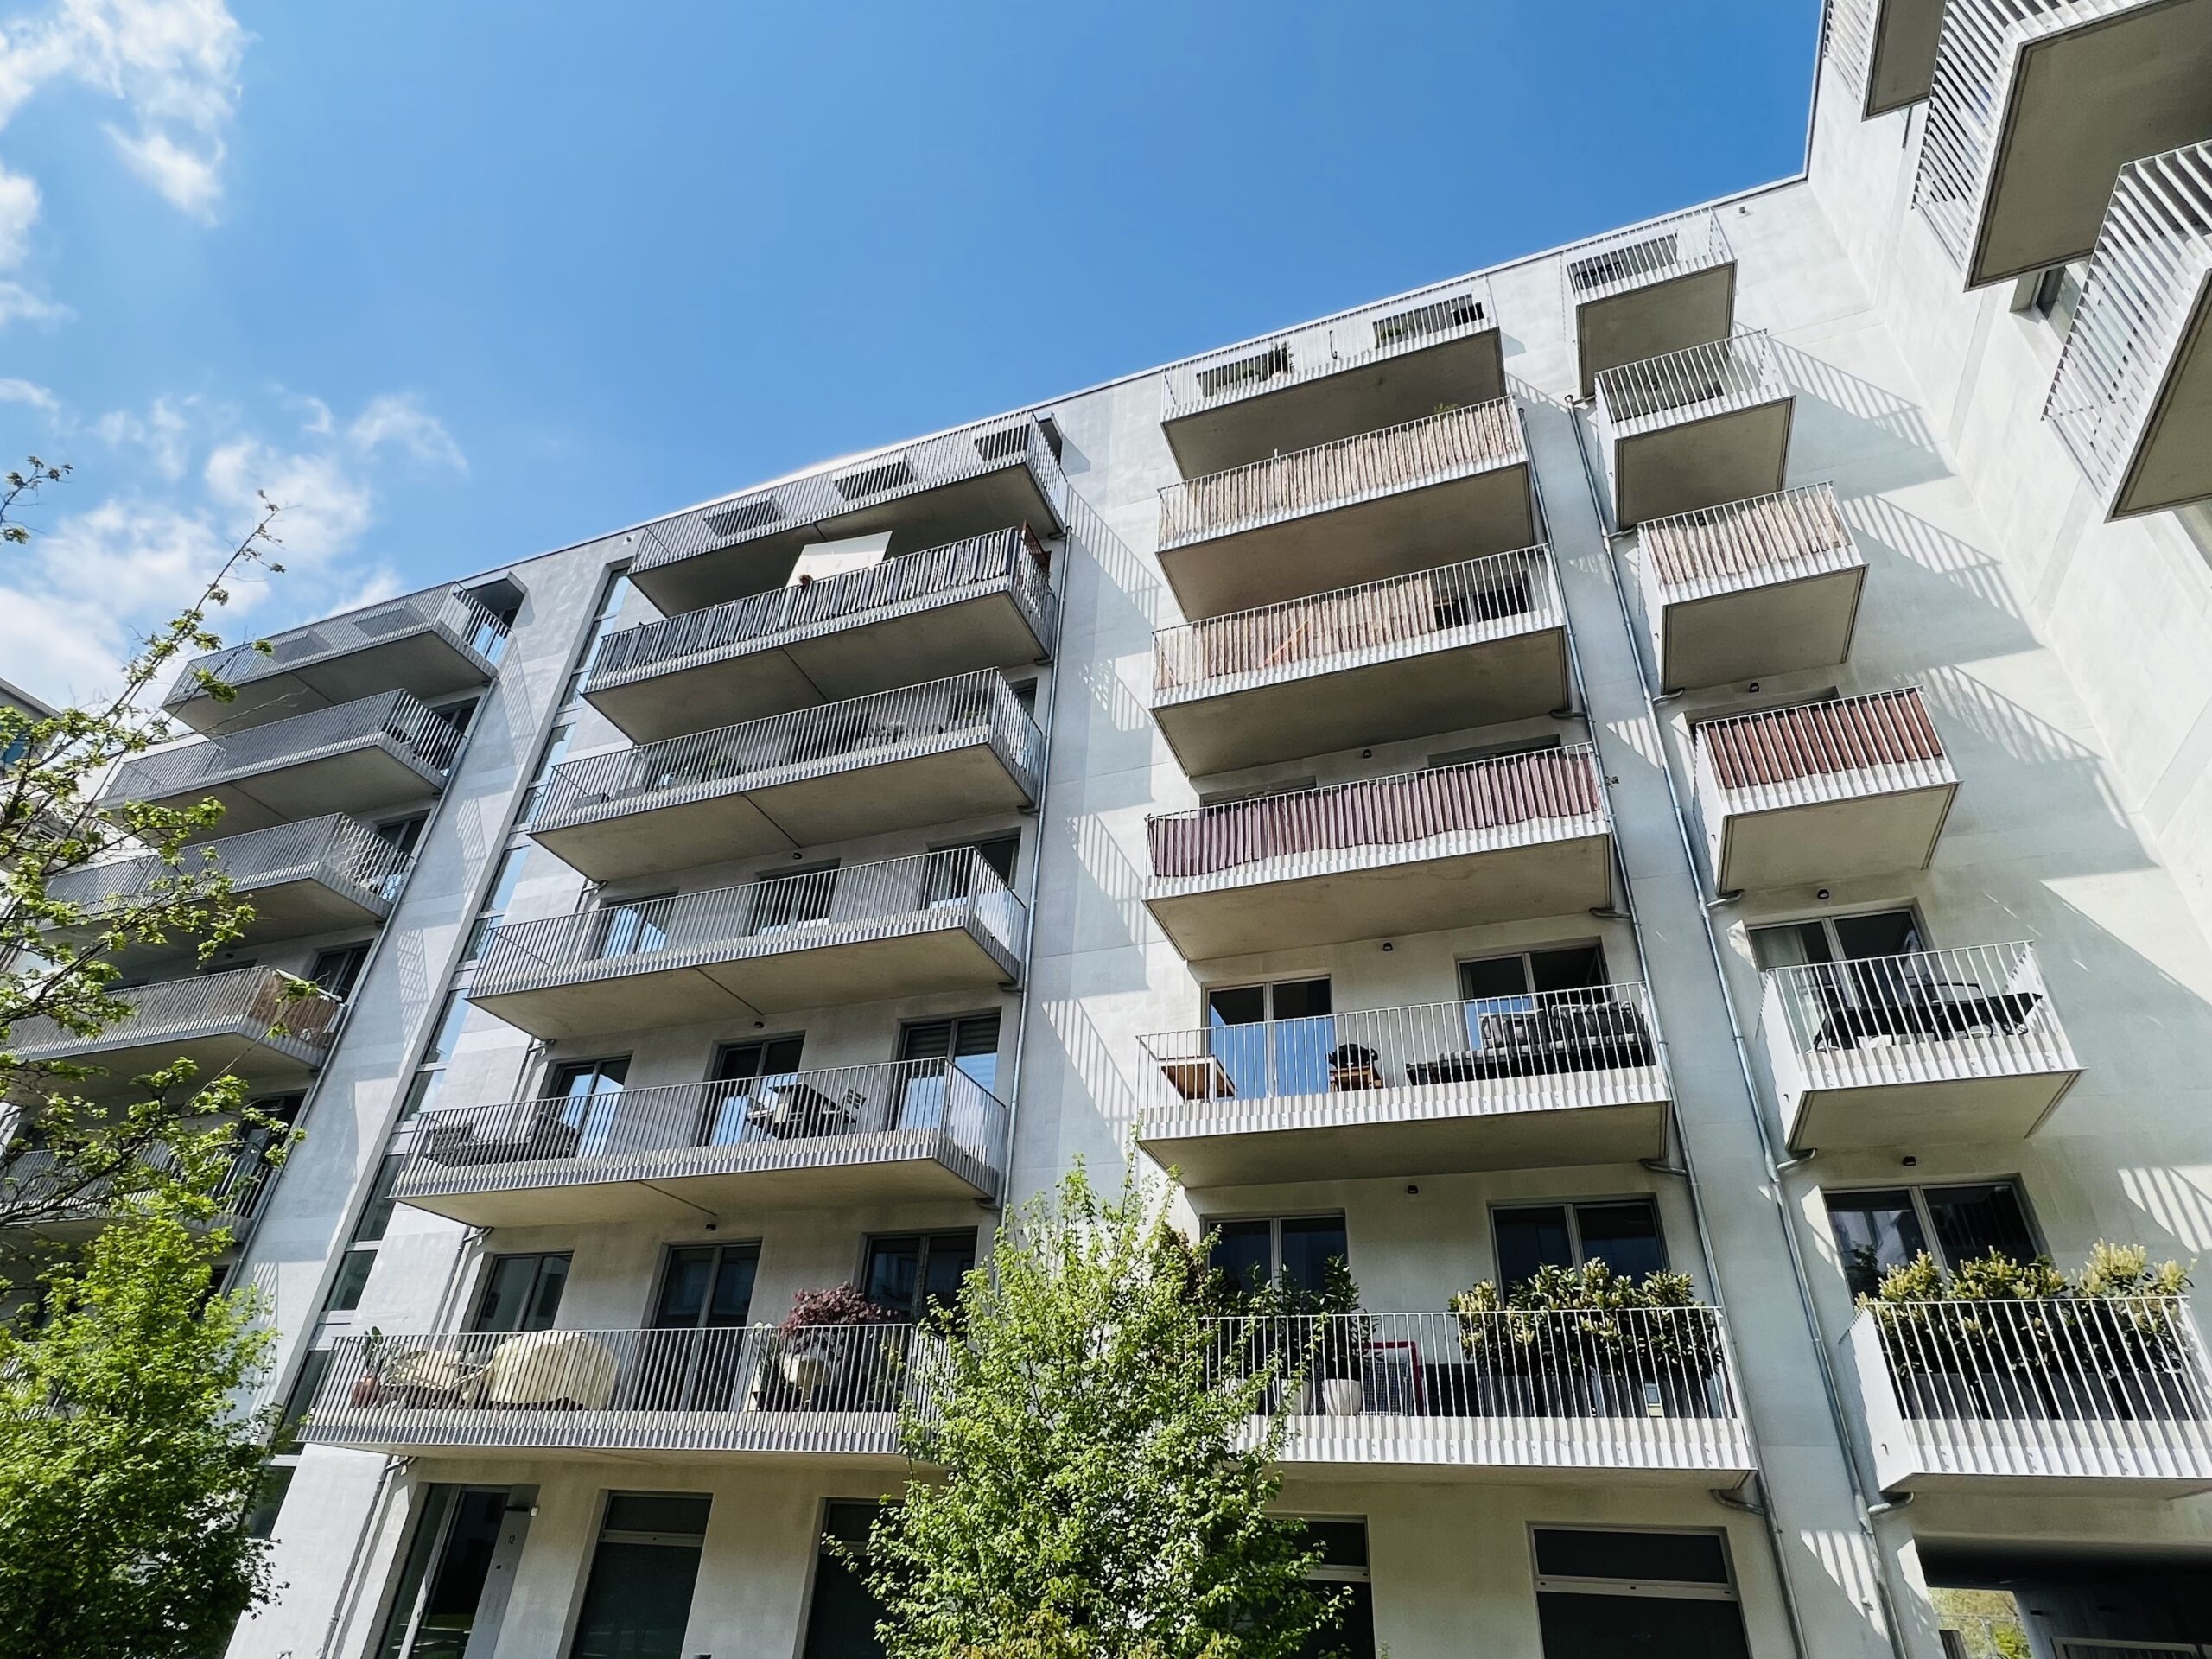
[1700, 690, 1942, 791]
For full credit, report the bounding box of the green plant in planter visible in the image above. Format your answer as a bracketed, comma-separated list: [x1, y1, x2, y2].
[1451, 1263, 1719, 1389]
[1315, 1256, 1371, 1385]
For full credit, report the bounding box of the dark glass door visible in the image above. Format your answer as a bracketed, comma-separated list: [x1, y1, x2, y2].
[697, 1036, 807, 1145]
[641, 1243, 760, 1411]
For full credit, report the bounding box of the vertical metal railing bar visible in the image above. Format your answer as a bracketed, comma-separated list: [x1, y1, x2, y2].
[1638, 484, 1859, 603]
[5, 964, 344, 1058]
[1694, 688, 1950, 814]
[48, 813, 412, 915]
[104, 690, 464, 804]
[1557, 208, 1735, 329]
[1762, 942, 2072, 1085]
[167, 583, 508, 706]
[1592, 333, 1785, 441]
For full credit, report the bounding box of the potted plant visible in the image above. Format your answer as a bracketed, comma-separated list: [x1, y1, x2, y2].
[2059, 1243, 2196, 1421]
[1449, 1279, 1535, 1416]
[1251, 1272, 1323, 1416]
[1315, 1256, 1370, 1417]
[776, 1285, 903, 1408]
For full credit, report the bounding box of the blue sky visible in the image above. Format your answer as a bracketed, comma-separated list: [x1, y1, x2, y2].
[0, 0, 1817, 704]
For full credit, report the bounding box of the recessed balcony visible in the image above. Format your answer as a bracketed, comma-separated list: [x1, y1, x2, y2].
[5, 967, 340, 1096]
[163, 583, 508, 735]
[0, 1142, 277, 1240]
[1150, 549, 1570, 776]
[1562, 209, 1738, 397]
[1694, 688, 1955, 893]
[1592, 333, 1794, 529]
[1144, 748, 1612, 960]
[1760, 943, 2082, 1151]
[530, 672, 1043, 883]
[1138, 985, 1669, 1185]
[1848, 1297, 2212, 1494]
[393, 1060, 1008, 1226]
[47, 815, 408, 963]
[100, 691, 462, 841]
[300, 1322, 944, 1467]
[1160, 283, 1505, 478]
[2046, 143, 2212, 519]
[467, 849, 1026, 1039]
[1154, 401, 1536, 622]
[584, 528, 1058, 743]
[1826, 0, 1948, 117]
[1638, 485, 1866, 691]
[1915, 0, 2212, 289]
[626, 416, 1065, 616]
[1213, 1310, 1754, 1484]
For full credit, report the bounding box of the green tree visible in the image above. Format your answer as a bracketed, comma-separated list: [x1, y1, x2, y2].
[0, 455, 297, 1231]
[857, 1166, 1343, 1658]
[0, 1184, 280, 1657]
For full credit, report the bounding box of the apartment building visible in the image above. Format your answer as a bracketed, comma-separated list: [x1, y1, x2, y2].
[16, 5, 2208, 1656]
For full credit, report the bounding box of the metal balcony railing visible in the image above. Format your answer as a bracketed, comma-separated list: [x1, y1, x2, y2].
[473, 849, 1027, 1000]
[1914, 0, 2156, 271]
[1139, 984, 1663, 1119]
[534, 671, 1043, 833]
[1762, 942, 2075, 1091]
[1156, 400, 1524, 553]
[587, 527, 1057, 693]
[1205, 1309, 1750, 1471]
[301, 1321, 948, 1456]
[165, 583, 509, 711]
[1638, 484, 1859, 608]
[48, 814, 412, 919]
[2045, 143, 2212, 506]
[1694, 688, 1951, 817]
[1592, 332, 1787, 437]
[397, 1060, 1009, 1201]
[1160, 281, 1498, 418]
[628, 415, 1064, 581]
[1559, 209, 1734, 319]
[1853, 1296, 2212, 1481]
[104, 691, 463, 806]
[5, 966, 343, 1066]
[1152, 548, 1560, 704]
[1147, 747, 1606, 887]
[0, 1140, 279, 1228]
[1822, 0, 1883, 98]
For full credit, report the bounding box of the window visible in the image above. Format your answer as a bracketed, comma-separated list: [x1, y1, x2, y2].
[1295, 1519, 1375, 1659]
[899, 1013, 1001, 1094]
[2028, 262, 2085, 337]
[1532, 1527, 1751, 1659]
[1459, 945, 1607, 1003]
[323, 1154, 405, 1313]
[863, 1231, 977, 1320]
[803, 1501, 886, 1659]
[591, 893, 671, 960]
[398, 989, 476, 1122]
[1205, 978, 1332, 1099]
[545, 1056, 628, 1155]
[1748, 909, 1922, 971]
[273, 1347, 333, 1457]
[1208, 1215, 1349, 1299]
[925, 834, 1018, 905]
[698, 1036, 806, 1144]
[308, 943, 371, 1000]
[643, 1243, 761, 1410]
[1494, 1198, 1666, 1289]
[374, 1485, 523, 1659]
[462, 847, 531, 963]
[749, 864, 836, 934]
[518, 721, 575, 825]
[561, 573, 635, 709]
[375, 814, 429, 899]
[1823, 1182, 2037, 1299]
[470, 1253, 571, 1334]
[567, 1493, 709, 1659]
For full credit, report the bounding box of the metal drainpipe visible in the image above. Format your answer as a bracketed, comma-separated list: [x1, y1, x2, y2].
[1518, 406, 1816, 1659]
[1560, 398, 1916, 1659]
[988, 507, 1071, 1220]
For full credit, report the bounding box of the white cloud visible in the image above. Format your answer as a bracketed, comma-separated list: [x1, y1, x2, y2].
[346, 393, 467, 474]
[0, 278, 70, 326]
[205, 435, 375, 566]
[0, 162, 38, 265]
[93, 393, 193, 479]
[0, 376, 55, 411]
[102, 120, 222, 219]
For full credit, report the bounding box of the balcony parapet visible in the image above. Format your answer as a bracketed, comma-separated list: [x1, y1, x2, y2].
[1849, 1296, 2212, 1492]
[0, 1141, 277, 1234]
[48, 814, 409, 928]
[5, 965, 341, 1077]
[394, 1059, 1008, 1223]
[2045, 142, 2212, 519]
[1560, 210, 1737, 397]
[1823, 0, 1946, 118]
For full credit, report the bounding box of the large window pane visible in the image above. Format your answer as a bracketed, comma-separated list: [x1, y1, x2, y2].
[1277, 1217, 1348, 1294]
[803, 1502, 886, 1659]
[1823, 1190, 1929, 1299]
[1924, 1183, 2034, 1266]
[1495, 1205, 1573, 1288]
[568, 1541, 702, 1659]
[1535, 1591, 1751, 1659]
[1576, 1199, 1665, 1278]
[1211, 1220, 1273, 1297]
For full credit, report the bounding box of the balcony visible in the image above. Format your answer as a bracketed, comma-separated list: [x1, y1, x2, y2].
[1154, 401, 1535, 622]
[1914, 0, 2212, 289]
[467, 849, 1025, 1039]
[584, 527, 1057, 743]
[2046, 143, 2212, 518]
[1762, 944, 2081, 1150]
[530, 672, 1043, 883]
[1561, 209, 1738, 397]
[1144, 748, 1612, 960]
[1638, 485, 1866, 691]
[101, 691, 462, 840]
[1847, 1297, 2212, 1494]
[300, 1322, 943, 1466]
[1150, 549, 1570, 776]
[1826, 0, 1947, 118]
[1160, 284, 1505, 478]
[394, 1060, 1008, 1226]
[627, 416, 1065, 616]
[0, 1142, 276, 1240]
[1137, 986, 1669, 1185]
[1695, 688, 1956, 893]
[5, 967, 340, 1096]
[47, 815, 408, 960]
[1211, 1310, 1753, 1484]
[1592, 334, 1795, 529]
[163, 583, 507, 735]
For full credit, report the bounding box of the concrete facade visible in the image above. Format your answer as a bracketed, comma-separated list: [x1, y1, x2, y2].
[40, 13, 2198, 1656]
